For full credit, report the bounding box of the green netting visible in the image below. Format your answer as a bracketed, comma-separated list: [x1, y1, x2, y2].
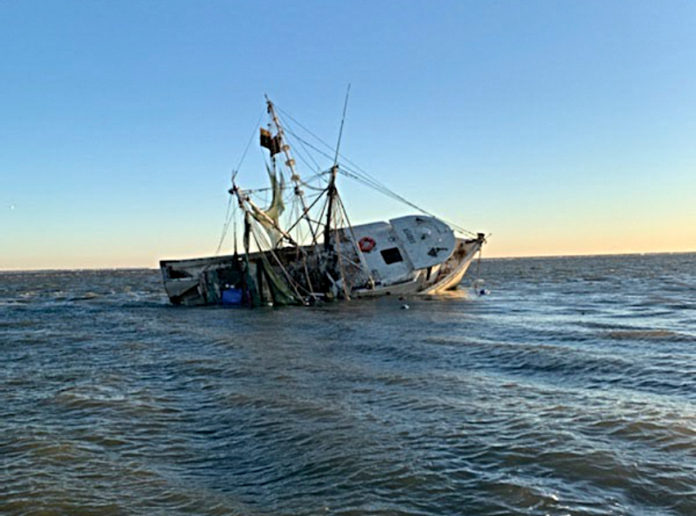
[258, 255, 302, 306]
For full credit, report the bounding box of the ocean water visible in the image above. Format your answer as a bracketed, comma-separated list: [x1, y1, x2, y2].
[1, 253, 694, 515]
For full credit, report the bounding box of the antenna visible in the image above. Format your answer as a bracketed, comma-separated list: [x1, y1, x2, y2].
[333, 84, 351, 166]
[324, 84, 351, 251]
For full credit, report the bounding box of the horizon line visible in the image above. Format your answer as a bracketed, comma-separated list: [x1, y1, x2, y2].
[1, 249, 694, 273]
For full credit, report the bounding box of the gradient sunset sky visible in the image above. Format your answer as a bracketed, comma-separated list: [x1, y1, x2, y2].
[2, 1, 695, 270]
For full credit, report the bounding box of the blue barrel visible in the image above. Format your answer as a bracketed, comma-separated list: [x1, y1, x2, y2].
[221, 288, 243, 306]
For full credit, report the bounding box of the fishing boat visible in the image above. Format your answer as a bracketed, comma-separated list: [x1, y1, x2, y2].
[160, 96, 486, 307]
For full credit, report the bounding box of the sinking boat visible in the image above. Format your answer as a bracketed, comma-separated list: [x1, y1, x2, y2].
[160, 96, 486, 307]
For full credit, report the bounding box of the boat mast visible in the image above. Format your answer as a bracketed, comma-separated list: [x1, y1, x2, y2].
[323, 165, 338, 251]
[324, 85, 350, 251]
[265, 96, 319, 245]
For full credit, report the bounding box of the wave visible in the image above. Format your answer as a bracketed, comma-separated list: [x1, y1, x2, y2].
[605, 329, 694, 341]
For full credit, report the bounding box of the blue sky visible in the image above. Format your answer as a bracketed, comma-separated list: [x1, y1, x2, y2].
[2, 1, 695, 269]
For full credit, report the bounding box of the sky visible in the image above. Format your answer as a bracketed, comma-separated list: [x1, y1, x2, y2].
[1, 0, 695, 269]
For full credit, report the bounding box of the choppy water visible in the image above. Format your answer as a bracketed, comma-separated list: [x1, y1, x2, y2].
[1, 253, 695, 515]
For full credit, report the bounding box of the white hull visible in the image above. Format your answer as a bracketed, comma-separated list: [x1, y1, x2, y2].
[352, 237, 482, 298]
[161, 217, 484, 307]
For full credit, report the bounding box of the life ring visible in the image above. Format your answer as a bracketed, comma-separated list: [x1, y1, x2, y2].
[359, 236, 376, 253]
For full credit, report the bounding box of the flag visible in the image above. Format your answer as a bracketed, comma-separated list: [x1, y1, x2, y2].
[260, 128, 281, 156]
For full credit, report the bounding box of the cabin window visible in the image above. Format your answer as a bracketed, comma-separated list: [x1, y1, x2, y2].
[380, 247, 403, 265]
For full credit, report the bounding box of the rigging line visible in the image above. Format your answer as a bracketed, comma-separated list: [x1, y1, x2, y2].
[335, 192, 375, 288]
[336, 167, 414, 205]
[337, 165, 397, 196]
[327, 199, 351, 300]
[283, 186, 329, 237]
[233, 202, 238, 255]
[278, 103, 419, 198]
[278, 105, 478, 237]
[299, 170, 331, 192]
[249, 223, 307, 299]
[280, 114, 470, 232]
[337, 168, 477, 237]
[282, 127, 433, 217]
[332, 153, 398, 192]
[287, 197, 315, 293]
[234, 110, 265, 173]
[215, 169, 243, 255]
[215, 194, 234, 255]
[282, 128, 336, 165]
[241, 194, 298, 248]
[278, 104, 386, 183]
[284, 138, 319, 178]
[245, 185, 294, 194]
[312, 190, 330, 241]
[281, 119, 322, 172]
[289, 197, 299, 241]
[300, 183, 329, 193]
[254, 221, 311, 297]
[334, 160, 440, 215]
[276, 105, 337, 153]
[339, 161, 478, 237]
[278, 115, 407, 203]
[273, 120, 312, 172]
[283, 191, 296, 205]
[305, 169, 332, 182]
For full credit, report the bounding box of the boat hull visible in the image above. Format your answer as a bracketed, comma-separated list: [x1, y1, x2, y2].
[160, 232, 484, 307]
